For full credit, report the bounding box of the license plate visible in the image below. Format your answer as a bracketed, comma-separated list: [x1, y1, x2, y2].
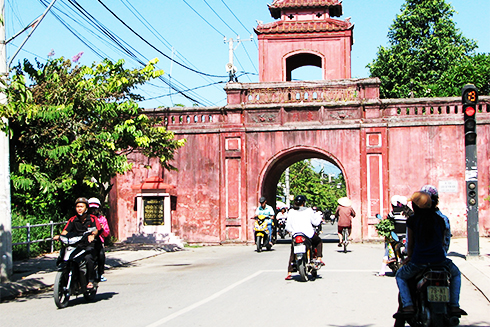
[294, 244, 306, 254]
[427, 286, 450, 302]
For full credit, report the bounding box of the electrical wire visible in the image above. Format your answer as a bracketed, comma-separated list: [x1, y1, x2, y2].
[203, 0, 238, 36]
[97, 0, 228, 79]
[39, 0, 210, 106]
[118, 0, 227, 104]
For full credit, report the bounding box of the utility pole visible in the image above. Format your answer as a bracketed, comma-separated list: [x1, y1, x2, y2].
[0, 0, 57, 282]
[223, 35, 252, 82]
[0, 0, 13, 283]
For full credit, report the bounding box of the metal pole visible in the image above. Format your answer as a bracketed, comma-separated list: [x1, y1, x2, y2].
[50, 221, 54, 253]
[0, 0, 13, 283]
[26, 223, 31, 257]
[7, 0, 57, 68]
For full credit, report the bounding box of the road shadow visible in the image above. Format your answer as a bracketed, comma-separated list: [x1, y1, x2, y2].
[61, 291, 118, 308]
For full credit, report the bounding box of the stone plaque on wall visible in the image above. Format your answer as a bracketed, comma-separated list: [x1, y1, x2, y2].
[143, 197, 165, 226]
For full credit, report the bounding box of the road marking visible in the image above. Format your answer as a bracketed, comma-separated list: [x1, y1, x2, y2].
[145, 268, 377, 326]
[146, 270, 267, 326]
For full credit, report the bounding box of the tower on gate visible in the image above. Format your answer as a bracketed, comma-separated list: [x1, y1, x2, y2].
[255, 0, 354, 82]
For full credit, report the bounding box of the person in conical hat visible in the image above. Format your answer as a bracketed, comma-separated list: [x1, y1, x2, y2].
[335, 197, 355, 246]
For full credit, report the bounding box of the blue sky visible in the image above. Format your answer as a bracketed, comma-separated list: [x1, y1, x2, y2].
[5, 0, 490, 109]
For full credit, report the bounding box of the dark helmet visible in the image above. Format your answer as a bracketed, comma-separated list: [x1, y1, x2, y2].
[294, 195, 306, 206]
[259, 196, 267, 203]
[75, 197, 89, 207]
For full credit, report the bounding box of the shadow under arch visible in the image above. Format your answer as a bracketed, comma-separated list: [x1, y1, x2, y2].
[257, 146, 347, 209]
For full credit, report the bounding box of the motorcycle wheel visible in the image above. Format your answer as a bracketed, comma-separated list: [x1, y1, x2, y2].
[388, 261, 399, 273]
[297, 258, 308, 282]
[430, 313, 445, 327]
[393, 317, 405, 327]
[54, 271, 70, 309]
[83, 284, 98, 302]
[256, 235, 262, 252]
[331, 217, 336, 225]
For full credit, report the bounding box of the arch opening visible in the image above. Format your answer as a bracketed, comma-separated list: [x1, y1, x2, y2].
[258, 149, 347, 214]
[286, 53, 322, 81]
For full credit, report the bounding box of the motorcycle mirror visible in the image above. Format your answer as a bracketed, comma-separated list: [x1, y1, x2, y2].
[391, 231, 400, 242]
[375, 213, 382, 220]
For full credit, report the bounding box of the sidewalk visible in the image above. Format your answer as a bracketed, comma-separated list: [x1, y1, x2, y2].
[448, 237, 490, 302]
[0, 243, 182, 302]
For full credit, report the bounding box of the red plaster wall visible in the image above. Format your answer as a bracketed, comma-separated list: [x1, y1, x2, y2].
[258, 33, 352, 82]
[164, 134, 222, 243]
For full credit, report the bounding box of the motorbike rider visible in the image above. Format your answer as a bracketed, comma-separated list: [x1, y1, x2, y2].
[285, 195, 324, 280]
[377, 195, 410, 276]
[88, 197, 110, 282]
[335, 197, 356, 246]
[54, 197, 101, 289]
[312, 206, 324, 233]
[419, 185, 450, 254]
[276, 207, 288, 224]
[255, 196, 275, 245]
[395, 190, 465, 315]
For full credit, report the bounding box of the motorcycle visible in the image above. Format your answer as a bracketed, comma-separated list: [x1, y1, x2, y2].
[277, 218, 287, 239]
[376, 213, 406, 273]
[54, 229, 99, 308]
[394, 265, 467, 327]
[292, 232, 322, 281]
[253, 215, 273, 252]
[387, 231, 406, 273]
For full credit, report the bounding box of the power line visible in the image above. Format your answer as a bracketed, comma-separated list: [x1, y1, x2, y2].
[118, 0, 227, 102]
[182, 0, 224, 37]
[202, 0, 238, 36]
[97, 0, 228, 78]
[38, 0, 211, 106]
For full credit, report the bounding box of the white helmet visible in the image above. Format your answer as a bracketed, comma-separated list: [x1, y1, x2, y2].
[88, 197, 101, 208]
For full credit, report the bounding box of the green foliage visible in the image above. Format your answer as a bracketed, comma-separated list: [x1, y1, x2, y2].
[1, 57, 186, 256]
[375, 217, 395, 239]
[368, 0, 489, 98]
[277, 159, 346, 212]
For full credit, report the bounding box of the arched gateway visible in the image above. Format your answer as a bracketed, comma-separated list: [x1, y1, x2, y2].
[109, 0, 490, 244]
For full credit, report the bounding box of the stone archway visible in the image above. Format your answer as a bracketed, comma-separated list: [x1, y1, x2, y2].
[256, 146, 348, 211]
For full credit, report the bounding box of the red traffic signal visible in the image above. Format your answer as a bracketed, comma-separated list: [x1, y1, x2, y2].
[464, 106, 476, 117]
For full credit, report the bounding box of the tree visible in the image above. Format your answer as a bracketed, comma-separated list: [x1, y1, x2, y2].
[0, 57, 186, 225]
[276, 159, 346, 211]
[367, 0, 489, 98]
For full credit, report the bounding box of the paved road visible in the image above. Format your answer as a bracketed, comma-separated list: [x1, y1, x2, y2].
[1, 224, 489, 327]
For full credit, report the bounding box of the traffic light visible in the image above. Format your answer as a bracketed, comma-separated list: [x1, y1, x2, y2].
[462, 84, 478, 145]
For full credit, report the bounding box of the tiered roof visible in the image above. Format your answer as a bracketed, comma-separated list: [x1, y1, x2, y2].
[255, 17, 352, 35]
[268, 0, 343, 19]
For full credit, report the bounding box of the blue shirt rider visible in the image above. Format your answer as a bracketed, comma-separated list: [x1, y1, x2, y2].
[255, 197, 275, 245]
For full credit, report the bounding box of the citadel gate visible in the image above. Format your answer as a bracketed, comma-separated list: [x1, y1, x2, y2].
[109, 0, 490, 244]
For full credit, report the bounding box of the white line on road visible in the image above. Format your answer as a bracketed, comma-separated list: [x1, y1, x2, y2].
[145, 268, 376, 326]
[146, 270, 269, 327]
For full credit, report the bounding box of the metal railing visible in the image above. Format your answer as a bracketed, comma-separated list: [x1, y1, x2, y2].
[12, 221, 66, 257]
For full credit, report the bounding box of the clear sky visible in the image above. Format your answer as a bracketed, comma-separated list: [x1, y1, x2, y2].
[5, 0, 490, 109]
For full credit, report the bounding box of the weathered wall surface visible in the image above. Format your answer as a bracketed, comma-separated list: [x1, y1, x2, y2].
[111, 87, 490, 243]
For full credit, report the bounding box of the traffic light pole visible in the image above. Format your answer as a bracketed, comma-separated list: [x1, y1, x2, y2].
[462, 84, 479, 257]
[465, 146, 479, 257]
